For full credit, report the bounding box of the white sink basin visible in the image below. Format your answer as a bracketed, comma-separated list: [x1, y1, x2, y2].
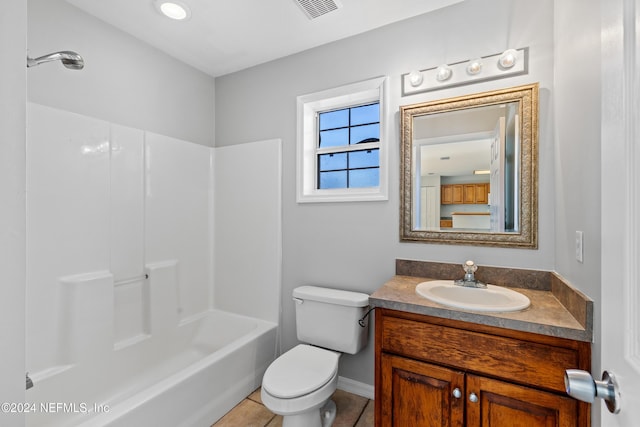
[415, 280, 531, 312]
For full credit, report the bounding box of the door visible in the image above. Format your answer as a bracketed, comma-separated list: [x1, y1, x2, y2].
[424, 186, 438, 230]
[600, 0, 640, 423]
[489, 117, 505, 232]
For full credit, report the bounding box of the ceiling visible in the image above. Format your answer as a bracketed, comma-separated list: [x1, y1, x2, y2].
[414, 104, 506, 177]
[419, 139, 492, 177]
[66, 0, 463, 77]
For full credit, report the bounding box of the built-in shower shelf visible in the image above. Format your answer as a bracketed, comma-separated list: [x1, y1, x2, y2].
[29, 364, 74, 384]
[113, 333, 151, 351]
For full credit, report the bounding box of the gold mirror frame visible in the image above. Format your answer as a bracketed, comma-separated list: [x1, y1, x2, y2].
[400, 83, 539, 248]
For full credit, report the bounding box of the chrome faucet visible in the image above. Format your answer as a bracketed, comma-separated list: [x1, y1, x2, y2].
[454, 260, 487, 288]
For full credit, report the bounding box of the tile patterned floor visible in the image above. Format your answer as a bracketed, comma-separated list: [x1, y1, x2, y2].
[212, 388, 374, 427]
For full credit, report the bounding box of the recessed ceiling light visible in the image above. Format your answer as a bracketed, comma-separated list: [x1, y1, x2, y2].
[154, 0, 191, 21]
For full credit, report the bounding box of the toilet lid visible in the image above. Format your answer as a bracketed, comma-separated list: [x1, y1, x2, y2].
[262, 344, 339, 399]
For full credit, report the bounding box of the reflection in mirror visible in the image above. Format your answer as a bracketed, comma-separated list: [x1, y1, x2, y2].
[400, 83, 538, 248]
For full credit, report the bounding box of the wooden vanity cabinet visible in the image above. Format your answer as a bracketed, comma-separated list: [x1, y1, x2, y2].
[375, 308, 591, 427]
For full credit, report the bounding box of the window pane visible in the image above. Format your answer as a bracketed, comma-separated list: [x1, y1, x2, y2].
[319, 109, 349, 130]
[320, 128, 349, 148]
[351, 103, 379, 126]
[318, 152, 347, 171]
[349, 149, 379, 169]
[350, 123, 379, 145]
[319, 171, 347, 189]
[349, 168, 379, 188]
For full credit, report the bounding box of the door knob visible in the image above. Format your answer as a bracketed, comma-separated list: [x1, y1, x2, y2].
[452, 388, 462, 399]
[564, 369, 621, 414]
[469, 392, 478, 403]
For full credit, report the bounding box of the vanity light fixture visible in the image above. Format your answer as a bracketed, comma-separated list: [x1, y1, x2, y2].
[154, 0, 191, 20]
[401, 47, 529, 95]
[474, 169, 490, 175]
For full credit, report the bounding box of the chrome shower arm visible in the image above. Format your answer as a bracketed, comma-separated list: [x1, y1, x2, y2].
[27, 51, 84, 70]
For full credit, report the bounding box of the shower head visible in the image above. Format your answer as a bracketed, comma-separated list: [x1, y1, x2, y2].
[27, 51, 84, 70]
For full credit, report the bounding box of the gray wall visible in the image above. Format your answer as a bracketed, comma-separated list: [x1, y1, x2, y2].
[215, 0, 556, 386]
[0, 1, 27, 425]
[28, 0, 215, 146]
[553, 0, 601, 423]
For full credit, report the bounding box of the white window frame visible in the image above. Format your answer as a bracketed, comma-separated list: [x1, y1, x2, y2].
[296, 76, 389, 203]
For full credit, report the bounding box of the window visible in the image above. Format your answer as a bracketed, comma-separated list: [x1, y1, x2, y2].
[318, 103, 380, 189]
[297, 76, 388, 203]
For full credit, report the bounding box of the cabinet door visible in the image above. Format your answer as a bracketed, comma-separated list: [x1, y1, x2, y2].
[466, 374, 578, 427]
[474, 183, 488, 204]
[441, 185, 453, 204]
[380, 353, 464, 427]
[463, 184, 476, 203]
[451, 185, 463, 204]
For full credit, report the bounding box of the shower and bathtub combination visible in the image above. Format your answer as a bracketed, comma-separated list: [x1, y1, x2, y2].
[24, 59, 282, 426]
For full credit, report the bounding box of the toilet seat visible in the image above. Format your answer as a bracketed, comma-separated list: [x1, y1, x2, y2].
[262, 344, 340, 399]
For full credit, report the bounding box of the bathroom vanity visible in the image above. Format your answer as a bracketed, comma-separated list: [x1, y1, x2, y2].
[371, 260, 593, 427]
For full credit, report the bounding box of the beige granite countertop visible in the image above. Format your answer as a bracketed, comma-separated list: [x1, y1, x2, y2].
[370, 275, 592, 342]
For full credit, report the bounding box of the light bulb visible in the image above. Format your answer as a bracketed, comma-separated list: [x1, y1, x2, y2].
[408, 70, 423, 87]
[435, 65, 452, 82]
[467, 59, 483, 75]
[499, 49, 518, 69]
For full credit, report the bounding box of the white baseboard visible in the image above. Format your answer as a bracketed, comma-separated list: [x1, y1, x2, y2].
[337, 376, 374, 400]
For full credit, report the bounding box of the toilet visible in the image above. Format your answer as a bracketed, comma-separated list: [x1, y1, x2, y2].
[261, 285, 370, 427]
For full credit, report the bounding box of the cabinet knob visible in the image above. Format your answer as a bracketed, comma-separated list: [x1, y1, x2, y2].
[452, 388, 462, 399]
[469, 392, 479, 403]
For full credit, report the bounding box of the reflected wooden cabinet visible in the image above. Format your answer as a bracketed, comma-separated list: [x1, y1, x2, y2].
[439, 219, 453, 228]
[441, 185, 453, 204]
[441, 183, 489, 205]
[463, 184, 476, 204]
[375, 309, 591, 426]
[452, 185, 463, 204]
[473, 183, 488, 204]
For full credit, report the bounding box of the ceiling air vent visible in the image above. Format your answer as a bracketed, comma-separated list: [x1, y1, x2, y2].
[294, 0, 343, 19]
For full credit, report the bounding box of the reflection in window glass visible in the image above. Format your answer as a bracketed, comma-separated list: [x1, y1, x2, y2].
[349, 149, 379, 169]
[317, 149, 379, 189]
[319, 128, 349, 148]
[349, 168, 379, 188]
[319, 170, 347, 189]
[350, 124, 380, 145]
[350, 103, 379, 126]
[318, 153, 347, 171]
[319, 109, 349, 130]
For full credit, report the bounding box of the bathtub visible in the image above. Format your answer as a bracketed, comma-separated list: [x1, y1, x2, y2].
[26, 310, 278, 427]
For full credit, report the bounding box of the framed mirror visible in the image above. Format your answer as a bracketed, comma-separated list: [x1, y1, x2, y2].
[400, 83, 538, 248]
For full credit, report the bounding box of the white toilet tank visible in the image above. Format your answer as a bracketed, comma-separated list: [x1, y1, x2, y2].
[293, 286, 370, 355]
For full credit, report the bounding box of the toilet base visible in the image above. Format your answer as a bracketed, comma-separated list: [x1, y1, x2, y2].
[282, 399, 337, 427]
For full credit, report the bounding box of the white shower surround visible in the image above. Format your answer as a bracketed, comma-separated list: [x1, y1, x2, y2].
[25, 103, 282, 426]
